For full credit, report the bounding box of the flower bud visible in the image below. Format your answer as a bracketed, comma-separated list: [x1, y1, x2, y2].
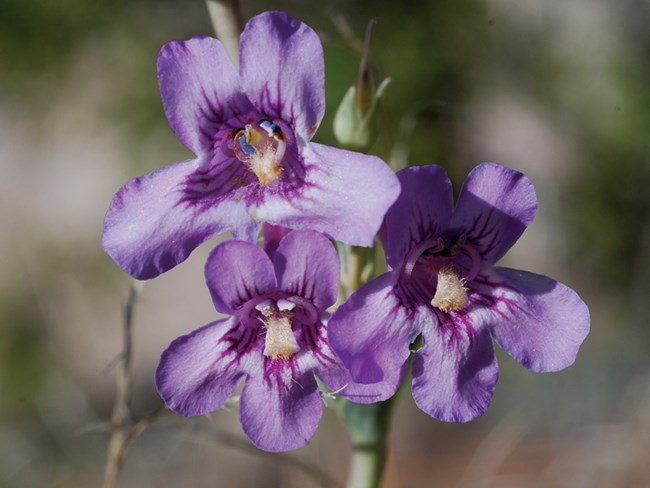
[333, 18, 390, 151]
[334, 85, 370, 149]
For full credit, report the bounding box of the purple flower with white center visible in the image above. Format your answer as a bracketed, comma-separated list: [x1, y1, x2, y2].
[328, 163, 590, 422]
[102, 11, 400, 279]
[155, 230, 385, 452]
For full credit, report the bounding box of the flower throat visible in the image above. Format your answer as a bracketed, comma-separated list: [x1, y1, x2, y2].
[405, 237, 481, 313]
[233, 120, 286, 186]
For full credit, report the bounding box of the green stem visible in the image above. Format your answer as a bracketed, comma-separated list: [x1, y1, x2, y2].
[344, 400, 395, 488]
[347, 246, 363, 294]
[347, 446, 385, 488]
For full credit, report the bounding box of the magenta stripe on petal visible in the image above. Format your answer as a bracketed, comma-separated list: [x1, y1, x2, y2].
[103, 159, 234, 279]
[412, 320, 499, 423]
[158, 36, 255, 154]
[475, 267, 590, 372]
[453, 162, 538, 266]
[155, 318, 246, 416]
[384, 165, 454, 270]
[239, 11, 325, 141]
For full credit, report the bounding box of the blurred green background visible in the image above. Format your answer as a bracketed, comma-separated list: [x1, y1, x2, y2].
[1, 0, 649, 486]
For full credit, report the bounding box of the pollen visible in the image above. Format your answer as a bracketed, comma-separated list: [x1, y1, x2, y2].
[249, 149, 283, 186]
[431, 266, 468, 313]
[233, 120, 286, 187]
[256, 300, 300, 360]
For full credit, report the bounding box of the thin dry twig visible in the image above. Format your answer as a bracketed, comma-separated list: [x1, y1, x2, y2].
[102, 281, 144, 488]
[121, 406, 170, 455]
[329, 13, 365, 52]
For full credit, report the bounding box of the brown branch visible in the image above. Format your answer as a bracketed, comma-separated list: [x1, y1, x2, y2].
[102, 281, 145, 488]
[121, 406, 170, 456]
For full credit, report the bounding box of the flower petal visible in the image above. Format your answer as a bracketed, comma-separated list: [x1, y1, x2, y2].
[262, 223, 291, 260]
[155, 318, 245, 416]
[205, 240, 277, 315]
[453, 162, 538, 265]
[239, 11, 325, 140]
[328, 271, 418, 398]
[252, 143, 400, 247]
[273, 230, 339, 310]
[383, 165, 454, 269]
[158, 37, 255, 155]
[102, 159, 256, 279]
[315, 342, 398, 404]
[239, 372, 322, 452]
[475, 267, 590, 372]
[412, 318, 499, 422]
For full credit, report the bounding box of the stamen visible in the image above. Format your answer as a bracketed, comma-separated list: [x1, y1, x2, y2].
[276, 298, 296, 312]
[431, 266, 468, 313]
[256, 300, 300, 360]
[320, 384, 349, 406]
[232, 120, 286, 186]
[235, 129, 256, 156]
[404, 238, 445, 278]
[463, 243, 482, 282]
[449, 235, 467, 256]
[259, 119, 283, 138]
[421, 237, 446, 257]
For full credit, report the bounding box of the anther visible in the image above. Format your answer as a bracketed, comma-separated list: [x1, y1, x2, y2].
[232, 120, 286, 186]
[255, 299, 300, 360]
[431, 266, 468, 313]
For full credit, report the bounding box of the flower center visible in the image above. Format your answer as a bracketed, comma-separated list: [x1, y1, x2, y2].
[233, 120, 286, 186]
[404, 236, 481, 313]
[255, 298, 300, 360]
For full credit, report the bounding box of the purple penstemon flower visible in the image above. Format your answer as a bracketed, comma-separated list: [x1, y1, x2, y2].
[155, 230, 385, 452]
[102, 11, 400, 279]
[329, 163, 590, 422]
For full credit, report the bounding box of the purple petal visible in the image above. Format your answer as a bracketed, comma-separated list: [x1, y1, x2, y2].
[383, 165, 454, 270]
[239, 12, 325, 141]
[252, 143, 400, 247]
[412, 319, 499, 422]
[317, 362, 401, 404]
[453, 162, 538, 265]
[328, 271, 418, 398]
[475, 267, 590, 372]
[205, 240, 277, 315]
[273, 230, 339, 310]
[262, 223, 292, 260]
[315, 325, 398, 404]
[155, 318, 245, 416]
[158, 37, 255, 155]
[239, 373, 322, 452]
[102, 160, 255, 279]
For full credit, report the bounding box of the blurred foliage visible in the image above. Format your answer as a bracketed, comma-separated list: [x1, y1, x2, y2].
[324, 0, 492, 166]
[0, 0, 128, 89]
[565, 63, 650, 292]
[0, 293, 50, 418]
